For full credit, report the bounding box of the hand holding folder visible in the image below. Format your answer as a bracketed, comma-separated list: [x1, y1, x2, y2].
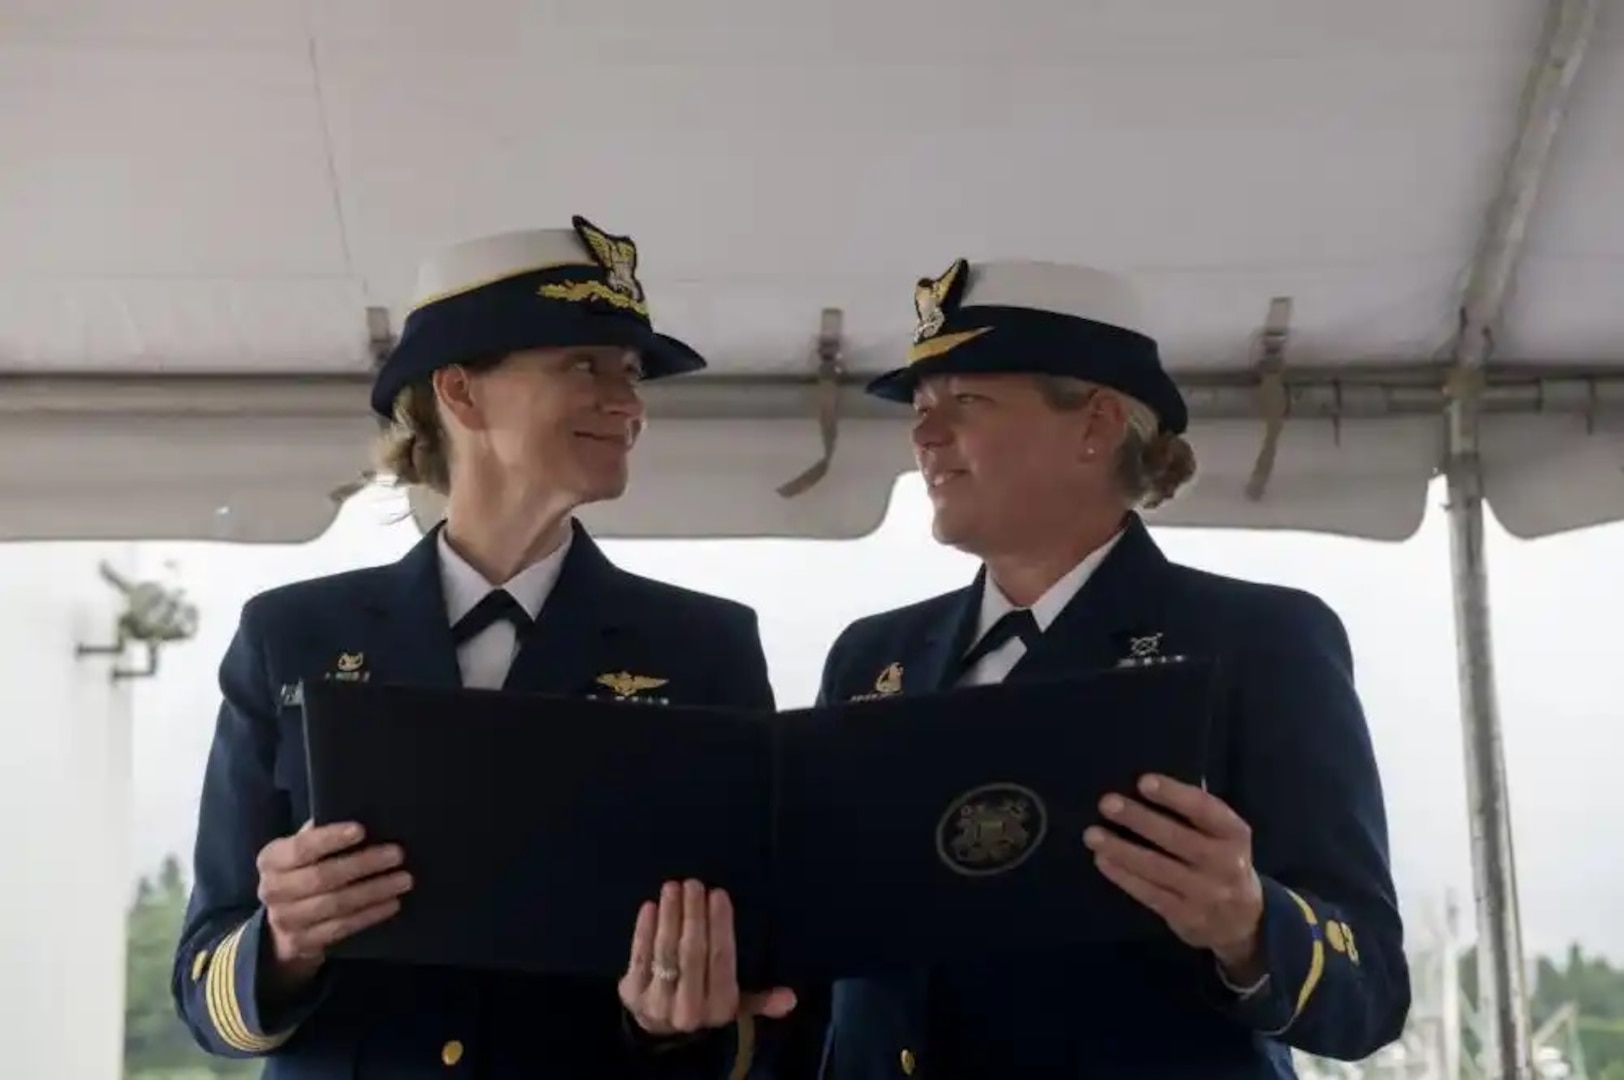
[618, 879, 799, 1038]
[300, 661, 1217, 988]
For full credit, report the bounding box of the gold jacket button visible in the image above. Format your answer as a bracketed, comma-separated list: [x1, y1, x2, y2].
[899, 1047, 917, 1075]
[441, 1039, 465, 1066]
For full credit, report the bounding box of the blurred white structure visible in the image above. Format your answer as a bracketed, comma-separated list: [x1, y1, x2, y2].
[0, 546, 140, 1078]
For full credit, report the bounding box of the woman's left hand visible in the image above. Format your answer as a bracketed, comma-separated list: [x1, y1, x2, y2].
[620, 879, 797, 1036]
[1083, 774, 1266, 977]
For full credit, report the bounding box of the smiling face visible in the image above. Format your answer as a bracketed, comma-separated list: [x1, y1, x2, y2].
[910, 373, 1128, 556]
[433, 345, 646, 507]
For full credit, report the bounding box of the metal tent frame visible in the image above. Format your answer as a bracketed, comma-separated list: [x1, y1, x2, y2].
[1435, 3, 1604, 1076]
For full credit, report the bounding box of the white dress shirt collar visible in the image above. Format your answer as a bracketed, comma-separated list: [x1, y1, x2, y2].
[974, 527, 1127, 637]
[436, 523, 574, 625]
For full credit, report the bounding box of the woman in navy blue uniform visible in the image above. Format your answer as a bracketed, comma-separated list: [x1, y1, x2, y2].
[171, 216, 782, 1079]
[739, 258, 1411, 1079]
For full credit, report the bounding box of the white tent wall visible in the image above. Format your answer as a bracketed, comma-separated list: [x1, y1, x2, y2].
[2, 2, 1622, 1078]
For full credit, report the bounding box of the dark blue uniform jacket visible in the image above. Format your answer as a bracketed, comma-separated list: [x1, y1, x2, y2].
[172, 522, 775, 1080]
[757, 514, 1410, 1080]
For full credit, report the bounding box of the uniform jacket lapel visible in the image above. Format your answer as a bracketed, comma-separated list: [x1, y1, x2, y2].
[501, 521, 626, 696]
[1005, 513, 1177, 683]
[361, 526, 464, 689]
[908, 584, 983, 694]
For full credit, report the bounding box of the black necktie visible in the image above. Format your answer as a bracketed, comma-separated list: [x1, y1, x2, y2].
[958, 608, 1041, 673]
[450, 589, 532, 646]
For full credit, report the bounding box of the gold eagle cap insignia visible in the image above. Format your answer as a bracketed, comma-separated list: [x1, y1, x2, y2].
[595, 671, 669, 698]
[874, 662, 903, 695]
[913, 257, 968, 343]
[572, 215, 643, 302]
[335, 652, 364, 673]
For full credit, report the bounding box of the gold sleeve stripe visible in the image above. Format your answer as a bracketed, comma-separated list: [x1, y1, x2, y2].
[202, 921, 293, 1054]
[728, 1014, 757, 1080]
[1261, 888, 1327, 1036]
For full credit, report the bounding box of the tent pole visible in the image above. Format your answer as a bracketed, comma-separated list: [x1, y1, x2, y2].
[1441, 2, 1600, 1076]
[1444, 404, 1530, 1079]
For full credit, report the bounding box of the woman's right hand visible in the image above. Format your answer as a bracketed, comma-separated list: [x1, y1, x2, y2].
[620, 879, 797, 1036]
[256, 821, 414, 984]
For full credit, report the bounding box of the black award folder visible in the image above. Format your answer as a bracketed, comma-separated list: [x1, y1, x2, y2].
[301, 661, 1217, 987]
[301, 683, 776, 983]
[767, 662, 1217, 983]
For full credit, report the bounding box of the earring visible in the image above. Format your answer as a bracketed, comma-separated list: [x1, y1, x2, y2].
[1084, 446, 1096, 459]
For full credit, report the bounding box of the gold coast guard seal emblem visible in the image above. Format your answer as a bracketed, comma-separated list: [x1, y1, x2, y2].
[935, 782, 1047, 877]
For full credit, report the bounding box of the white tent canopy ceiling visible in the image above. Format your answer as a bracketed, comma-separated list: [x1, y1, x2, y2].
[1, 0, 1620, 545]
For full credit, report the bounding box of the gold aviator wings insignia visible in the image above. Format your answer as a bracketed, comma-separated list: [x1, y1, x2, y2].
[596, 671, 668, 697]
